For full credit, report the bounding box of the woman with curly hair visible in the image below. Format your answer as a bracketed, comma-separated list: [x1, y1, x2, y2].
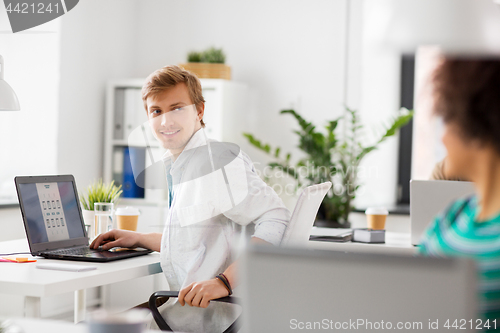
[419, 58, 500, 326]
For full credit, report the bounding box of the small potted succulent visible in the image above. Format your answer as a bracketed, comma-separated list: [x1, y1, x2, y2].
[180, 47, 231, 80]
[80, 179, 122, 235]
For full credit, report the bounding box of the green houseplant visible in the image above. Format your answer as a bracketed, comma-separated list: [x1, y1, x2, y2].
[79, 179, 122, 237]
[181, 47, 231, 80]
[243, 107, 413, 227]
[80, 179, 122, 211]
[187, 47, 226, 64]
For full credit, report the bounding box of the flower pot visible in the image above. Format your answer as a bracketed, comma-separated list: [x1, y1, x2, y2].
[179, 63, 231, 80]
[82, 209, 96, 239]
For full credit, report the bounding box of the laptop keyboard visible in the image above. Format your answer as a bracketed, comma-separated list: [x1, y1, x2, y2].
[45, 246, 102, 257]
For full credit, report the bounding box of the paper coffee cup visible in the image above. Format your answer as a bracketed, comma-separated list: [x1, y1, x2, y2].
[115, 206, 140, 231]
[365, 207, 388, 230]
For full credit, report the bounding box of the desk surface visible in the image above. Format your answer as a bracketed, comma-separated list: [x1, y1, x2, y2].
[0, 224, 414, 298]
[308, 227, 416, 255]
[0, 239, 162, 297]
[3, 318, 161, 333]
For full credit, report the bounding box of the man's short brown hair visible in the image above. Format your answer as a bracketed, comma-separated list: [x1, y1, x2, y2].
[432, 58, 500, 154]
[142, 65, 206, 127]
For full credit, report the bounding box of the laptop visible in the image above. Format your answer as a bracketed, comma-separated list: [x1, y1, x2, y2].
[14, 175, 152, 262]
[410, 180, 475, 245]
[240, 245, 477, 333]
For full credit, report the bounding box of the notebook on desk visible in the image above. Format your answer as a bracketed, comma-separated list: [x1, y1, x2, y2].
[14, 175, 152, 262]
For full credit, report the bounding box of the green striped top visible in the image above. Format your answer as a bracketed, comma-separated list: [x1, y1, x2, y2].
[418, 195, 500, 327]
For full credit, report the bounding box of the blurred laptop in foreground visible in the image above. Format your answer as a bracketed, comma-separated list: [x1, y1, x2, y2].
[240, 245, 476, 333]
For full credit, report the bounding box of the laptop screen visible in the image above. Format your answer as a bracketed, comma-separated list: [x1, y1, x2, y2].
[17, 180, 85, 244]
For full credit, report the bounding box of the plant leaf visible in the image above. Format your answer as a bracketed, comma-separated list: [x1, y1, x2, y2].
[79, 178, 123, 210]
[281, 109, 316, 135]
[243, 133, 273, 154]
[375, 108, 414, 146]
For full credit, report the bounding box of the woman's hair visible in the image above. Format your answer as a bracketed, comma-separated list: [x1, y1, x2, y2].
[432, 58, 500, 153]
[142, 65, 206, 127]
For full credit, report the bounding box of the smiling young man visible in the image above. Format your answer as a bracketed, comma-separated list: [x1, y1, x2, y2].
[146, 74, 205, 160]
[91, 65, 290, 332]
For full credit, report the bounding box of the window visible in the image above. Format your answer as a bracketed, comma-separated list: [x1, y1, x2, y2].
[396, 54, 415, 205]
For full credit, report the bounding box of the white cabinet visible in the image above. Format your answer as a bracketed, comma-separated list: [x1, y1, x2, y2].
[200, 79, 248, 142]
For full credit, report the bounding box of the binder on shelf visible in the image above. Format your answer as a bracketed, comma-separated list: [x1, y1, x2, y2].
[122, 147, 146, 198]
[112, 147, 124, 187]
[113, 88, 126, 140]
[123, 88, 154, 146]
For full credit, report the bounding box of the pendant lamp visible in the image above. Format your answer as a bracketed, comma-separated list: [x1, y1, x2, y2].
[0, 55, 20, 111]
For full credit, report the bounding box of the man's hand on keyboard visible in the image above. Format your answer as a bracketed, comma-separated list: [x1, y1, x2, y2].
[90, 229, 141, 250]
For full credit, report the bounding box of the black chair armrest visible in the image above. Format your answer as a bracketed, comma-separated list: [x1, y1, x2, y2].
[149, 291, 241, 333]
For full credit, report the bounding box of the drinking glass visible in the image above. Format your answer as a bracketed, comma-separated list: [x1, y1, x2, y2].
[94, 203, 114, 237]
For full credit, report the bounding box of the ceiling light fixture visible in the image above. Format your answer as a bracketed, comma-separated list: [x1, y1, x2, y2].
[0, 55, 20, 111]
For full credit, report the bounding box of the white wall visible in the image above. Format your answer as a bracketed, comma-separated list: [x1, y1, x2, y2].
[57, 0, 140, 189]
[132, 0, 348, 165]
[0, 207, 24, 241]
[131, 0, 404, 210]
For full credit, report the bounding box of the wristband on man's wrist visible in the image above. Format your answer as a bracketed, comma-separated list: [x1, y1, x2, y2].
[215, 273, 232, 296]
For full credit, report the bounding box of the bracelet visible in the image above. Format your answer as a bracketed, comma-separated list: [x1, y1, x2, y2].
[219, 273, 231, 289]
[215, 273, 233, 296]
[215, 276, 231, 295]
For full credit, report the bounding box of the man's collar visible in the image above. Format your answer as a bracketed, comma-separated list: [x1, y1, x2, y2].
[162, 128, 206, 170]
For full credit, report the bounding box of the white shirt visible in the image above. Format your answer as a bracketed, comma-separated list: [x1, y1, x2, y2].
[157, 128, 290, 333]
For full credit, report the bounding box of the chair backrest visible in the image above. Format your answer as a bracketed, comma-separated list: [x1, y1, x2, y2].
[280, 182, 332, 247]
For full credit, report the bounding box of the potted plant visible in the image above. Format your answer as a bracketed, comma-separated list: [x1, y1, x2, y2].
[80, 179, 122, 236]
[179, 47, 231, 80]
[243, 107, 413, 227]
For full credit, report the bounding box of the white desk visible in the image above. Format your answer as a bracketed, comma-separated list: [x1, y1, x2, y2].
[0, 239, 162, 323]
[0, 213, 413, 324]
[307, 212, 416, 255]
[308, 227, 416, 255]
[2, 318, 161, 333]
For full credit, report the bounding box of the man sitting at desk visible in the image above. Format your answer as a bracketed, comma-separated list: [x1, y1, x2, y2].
[91, 65, 290, 332]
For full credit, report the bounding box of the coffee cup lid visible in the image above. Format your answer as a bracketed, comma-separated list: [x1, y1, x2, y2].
[115, 206, 140, 216]
[365, 207, 388, 215]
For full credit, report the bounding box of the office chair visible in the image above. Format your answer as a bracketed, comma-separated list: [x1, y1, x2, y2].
[148, 291, 241, 333]
[149, 181, 332, 332]
[280, 181, 332, 247]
